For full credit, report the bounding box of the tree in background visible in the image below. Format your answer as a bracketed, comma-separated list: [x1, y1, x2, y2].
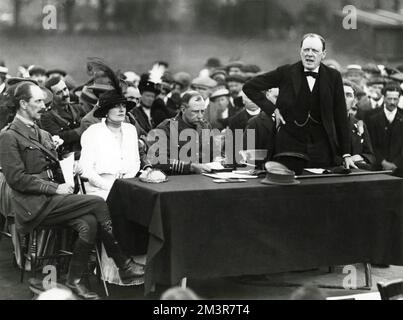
[12, 0, 26, 30]
[299, 1, 331, 36]
[64, 0, 75, 33]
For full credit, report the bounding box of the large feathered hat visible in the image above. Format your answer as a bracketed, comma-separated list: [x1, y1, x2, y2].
[86, 58, 135, 118]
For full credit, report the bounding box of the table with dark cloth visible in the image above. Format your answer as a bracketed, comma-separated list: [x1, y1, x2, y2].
[106, 173, 403, 293]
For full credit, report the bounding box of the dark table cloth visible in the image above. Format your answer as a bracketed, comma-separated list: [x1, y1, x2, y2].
[107, 173, 403, 294]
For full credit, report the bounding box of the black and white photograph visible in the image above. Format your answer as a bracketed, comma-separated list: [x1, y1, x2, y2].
[1, 0, 403, 304]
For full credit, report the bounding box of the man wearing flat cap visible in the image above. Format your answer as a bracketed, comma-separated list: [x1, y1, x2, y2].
[28, 65, 48, 87]
[210, 68, 227, 85]
[191, 76, 217, 109]
[226, 61, 245, 77]
[357, 76, 388, 123]
[226, 74, 245, 105]
[40, 76, 86, 159]
[46, 68, 67, 79]
[367, 77, 386, 110]
[205, 86, 239, 130]
[243, 33, 355, 173]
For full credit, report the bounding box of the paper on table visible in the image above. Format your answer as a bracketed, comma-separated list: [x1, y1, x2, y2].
[305, 168, 327, 174]
[59, 152, 75, 185]
[203, 172, 258, 179]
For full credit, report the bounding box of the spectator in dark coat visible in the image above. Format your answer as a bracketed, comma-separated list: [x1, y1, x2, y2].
[367, 82, 403, 171]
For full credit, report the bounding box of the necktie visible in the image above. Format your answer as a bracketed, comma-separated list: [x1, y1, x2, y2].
[32, 124, 41, 142]
[304, 71, 319, 79]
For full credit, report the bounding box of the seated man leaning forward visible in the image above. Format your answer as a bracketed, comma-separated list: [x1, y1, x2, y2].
[0, 81, 144, 300]
[147, 91, 223, 175]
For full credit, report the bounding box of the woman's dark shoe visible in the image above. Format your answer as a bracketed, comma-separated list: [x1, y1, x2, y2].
[65, 281, 100, 300]
[119, 259, 145, 284]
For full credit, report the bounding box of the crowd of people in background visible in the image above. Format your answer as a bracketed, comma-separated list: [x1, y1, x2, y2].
[1, 53, 402, 174]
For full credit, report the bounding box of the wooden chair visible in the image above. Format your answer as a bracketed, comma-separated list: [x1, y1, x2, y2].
[6, 173, 109, 297]
[0, 215, 11, 241]
[377, 279, 403, 300]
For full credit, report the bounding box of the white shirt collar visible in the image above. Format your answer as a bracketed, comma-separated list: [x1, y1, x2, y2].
[142, 106, 151, 120]
[304, 67, 320, 74]
[372, 96, 384, 108]
[15, 113, 35, 127]
[384, 107, 397, 123]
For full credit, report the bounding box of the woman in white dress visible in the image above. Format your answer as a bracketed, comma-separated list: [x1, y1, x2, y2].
[80, 89, 144, 286]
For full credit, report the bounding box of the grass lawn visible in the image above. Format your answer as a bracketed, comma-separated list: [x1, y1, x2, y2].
[0, 31, 379, 85]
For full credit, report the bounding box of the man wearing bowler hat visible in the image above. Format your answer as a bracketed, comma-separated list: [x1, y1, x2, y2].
[243, 33, 355, 173]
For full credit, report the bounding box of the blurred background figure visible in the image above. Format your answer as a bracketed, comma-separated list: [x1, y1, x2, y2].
[191, 75, 217, 105]
[16, 64, 30, 78]
[122, 71, 140, 87]
[205, 86, 233, 130]
[128, 78, 160, 133]
[226, 61, 245, 77]
[343, 64, 366, 89]
[160, 286, 201, 300]
[226, 75, 245, 104]
[343, 79, 375, 170]
[0, 61, 8, 94]
[36, 287, 77, 300]
[124, 85, 141, 106]
[46, 68, 67, 80]
[28, 65, 47, 86]
[241, 64, 261, 80]
[322, 59, 341, 72]
[199, 57, 222, 77]
[210, 68, 227, 85]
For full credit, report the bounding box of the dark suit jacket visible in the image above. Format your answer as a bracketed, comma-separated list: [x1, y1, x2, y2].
[0, 117, 65, 233]
[349, 115, 375, 168]
[39, 103, 84, 158]
[151, 98, 177, 127]
[147, 113, 214, 175]
[243, 111, 275, 160]
[228, 109, 255, 132]
[366, 109, 403, 169]
[129, 105, 153, 133]
[243, 61, 350, 163]
[0, 93, 15, 131]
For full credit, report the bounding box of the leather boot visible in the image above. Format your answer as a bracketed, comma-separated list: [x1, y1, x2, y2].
[100, 220, 144, 284]
[66, 239, 100, 300]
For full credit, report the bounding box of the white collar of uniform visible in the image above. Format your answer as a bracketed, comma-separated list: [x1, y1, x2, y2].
[15, 113, 35, 127]
[384, 107, 397, 123]
[304, 66, 320, 74]
[0, 83, 5, 93]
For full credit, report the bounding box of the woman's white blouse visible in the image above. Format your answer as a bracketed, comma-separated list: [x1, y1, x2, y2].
[80, 120, 140, 193]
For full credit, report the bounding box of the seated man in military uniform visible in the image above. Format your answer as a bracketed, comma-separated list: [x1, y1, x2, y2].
[40, 76, 86, 159]
[0, 81, 144, 299]
[147, 91, 219, 175]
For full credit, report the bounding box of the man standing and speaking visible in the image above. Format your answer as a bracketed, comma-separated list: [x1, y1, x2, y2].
[243, 33, 355, 174]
